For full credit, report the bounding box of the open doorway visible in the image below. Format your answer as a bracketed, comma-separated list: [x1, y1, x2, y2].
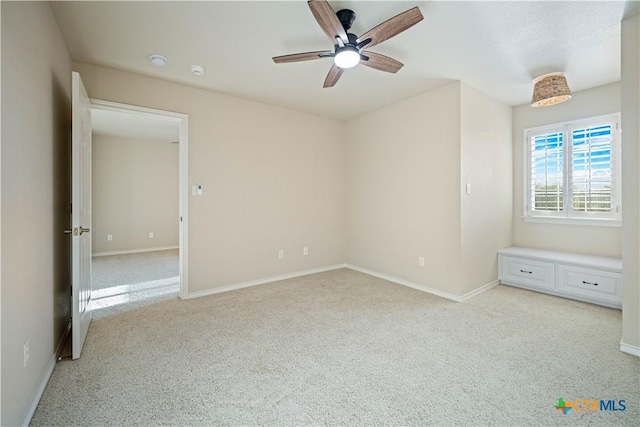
[88, 101, 188, 318]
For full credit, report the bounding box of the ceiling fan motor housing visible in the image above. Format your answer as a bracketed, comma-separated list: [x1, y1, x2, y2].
[336, 9, 356, 31]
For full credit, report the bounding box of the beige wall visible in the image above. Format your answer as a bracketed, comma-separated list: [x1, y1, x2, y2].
[0, 6, 635, 426]
[92, 135, 179, 254]
[460, 83, 513, 295]
[346, 83, 463, 293]
[621, 15, 640, 351]
[512, 83, 622, 257]
[74, 62, 346, 293]
[346, 82, 513, 296]
[1, 2, 72, 425]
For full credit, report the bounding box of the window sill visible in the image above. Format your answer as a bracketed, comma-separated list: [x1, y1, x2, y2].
[522, 216, 622, 227]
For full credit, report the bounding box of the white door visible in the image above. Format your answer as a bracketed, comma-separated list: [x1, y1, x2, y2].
[71, 72, 92, 359]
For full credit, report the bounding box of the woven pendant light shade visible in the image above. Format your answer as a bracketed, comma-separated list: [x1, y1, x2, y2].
[531, 73, 572, 107]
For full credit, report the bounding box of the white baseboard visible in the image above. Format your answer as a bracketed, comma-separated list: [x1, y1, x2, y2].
[620, 340, 640, 357]
[21, 354, 56, 427]
[21, 322, 71, 425]
[460, 279, 500, 301]
[183, 264, 347, 300]
[93, 246, 178, 257]
[345, 264, 463, 302]
[345, 264, 497, 303]
[184, 262, 498, 304]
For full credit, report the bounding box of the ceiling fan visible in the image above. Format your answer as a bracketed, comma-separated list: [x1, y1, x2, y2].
[272, 0, 424, 88]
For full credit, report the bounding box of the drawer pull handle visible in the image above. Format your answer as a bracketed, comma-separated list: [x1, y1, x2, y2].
[582, 280, 598, 286]
[520, 269, 533, 274]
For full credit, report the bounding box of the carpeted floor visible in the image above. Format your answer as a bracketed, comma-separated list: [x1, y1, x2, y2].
[33, 268, 638, 425]
[90, 249, 179, 319]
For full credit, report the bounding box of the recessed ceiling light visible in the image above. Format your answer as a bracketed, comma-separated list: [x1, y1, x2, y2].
[149, 54, 167, 67]
[190, 65, 205, 76]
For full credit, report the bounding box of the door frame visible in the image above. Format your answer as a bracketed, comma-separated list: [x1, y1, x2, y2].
[90, 99, 189, 298]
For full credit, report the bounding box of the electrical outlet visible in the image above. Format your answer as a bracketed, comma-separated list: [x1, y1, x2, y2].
[278, 250, 284, 259]
[107, 234, 113, 241]
[149, 232, 154, 239]
[192, 183, 204, 196]
[24, 340, 30, 368]
[418, 256, 425, 267]
[303, 246, 309, 256]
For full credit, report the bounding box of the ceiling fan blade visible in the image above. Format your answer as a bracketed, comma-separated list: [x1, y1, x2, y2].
[360, 52, 404, 73]
[357, 7, 423, 50]
[308, 0, 348, 44]
[273, 51, 333, 64]
[323, 63, 344, 88]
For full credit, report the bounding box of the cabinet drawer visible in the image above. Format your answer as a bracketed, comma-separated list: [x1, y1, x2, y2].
[501, 256, 554, 290]
[557, 265, 620, 304]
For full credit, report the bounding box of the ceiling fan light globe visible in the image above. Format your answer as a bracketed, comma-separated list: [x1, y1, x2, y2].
[334, 48, 360, 69]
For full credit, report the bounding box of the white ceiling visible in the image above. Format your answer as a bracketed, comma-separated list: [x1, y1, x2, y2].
[52, 1, 638, 120]
[92, 108, 180, 142]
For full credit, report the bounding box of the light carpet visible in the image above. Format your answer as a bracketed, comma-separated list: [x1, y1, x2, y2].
[32, 268, 639, 425]
[90, 249, 179, 319]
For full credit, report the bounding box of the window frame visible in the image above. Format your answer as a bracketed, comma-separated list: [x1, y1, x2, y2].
[523, 113, 621, 227]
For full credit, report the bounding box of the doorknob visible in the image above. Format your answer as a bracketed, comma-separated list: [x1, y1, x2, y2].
[64, 227, 90, 235]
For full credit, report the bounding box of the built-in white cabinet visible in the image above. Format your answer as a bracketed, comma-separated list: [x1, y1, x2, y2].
[498, 247, 622, 309]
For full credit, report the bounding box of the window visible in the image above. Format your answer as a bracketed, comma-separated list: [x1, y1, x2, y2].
[524, 114, 621, 225]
